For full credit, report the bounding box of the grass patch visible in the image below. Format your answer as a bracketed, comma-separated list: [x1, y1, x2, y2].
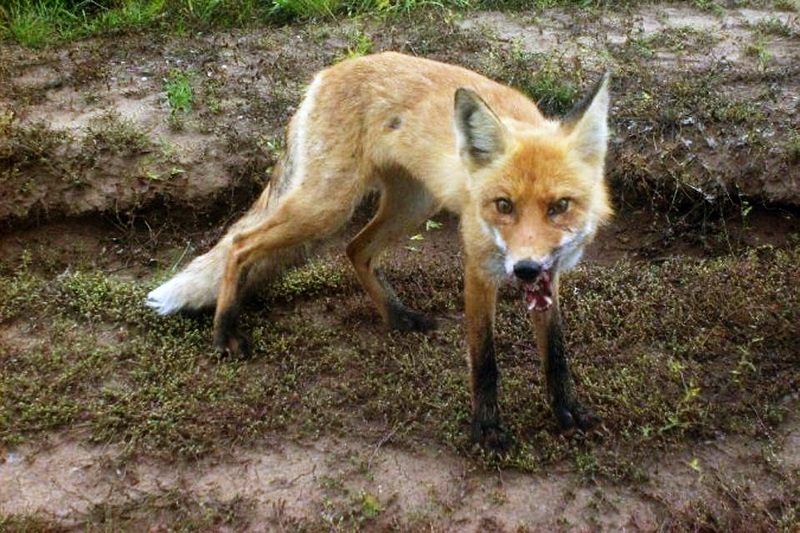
[481, 44, 593, 117]
[1, 241, 797, 476]
[0, 0, 473, 47]
[335, 28, 373, 61]
[82, 490, 252, 531]
[1, 0, 622, 48]
[628, 26, 719, 59]
[752, 14, 798, 37]
[0, 115, 77, 212]
[83, 111, 151, 155]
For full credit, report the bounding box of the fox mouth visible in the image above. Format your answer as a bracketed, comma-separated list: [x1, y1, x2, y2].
[521, 269, 553, 312]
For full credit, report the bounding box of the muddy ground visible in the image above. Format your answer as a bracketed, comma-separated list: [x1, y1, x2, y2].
[1, 3, 799, 531]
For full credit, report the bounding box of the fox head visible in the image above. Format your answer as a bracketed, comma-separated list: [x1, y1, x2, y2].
[454, 74, 613, 311]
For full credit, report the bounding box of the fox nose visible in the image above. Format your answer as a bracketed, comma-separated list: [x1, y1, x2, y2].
[513, 260, 542, 282]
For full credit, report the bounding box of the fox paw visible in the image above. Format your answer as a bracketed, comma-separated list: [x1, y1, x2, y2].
[213, 330, 251, 359]
[553, 401, 601, 436]
[471, 419, 511, 454]
[387, 304, 437, 332]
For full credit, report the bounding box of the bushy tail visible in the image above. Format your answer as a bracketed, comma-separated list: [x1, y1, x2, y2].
[146, 188, 309, 315]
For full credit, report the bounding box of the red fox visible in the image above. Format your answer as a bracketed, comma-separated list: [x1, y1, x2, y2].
[147, 52, 612, 450]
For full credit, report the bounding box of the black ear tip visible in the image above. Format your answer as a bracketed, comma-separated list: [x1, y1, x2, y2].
[454, 87, 475, 105]
[564, 71, 611, 123]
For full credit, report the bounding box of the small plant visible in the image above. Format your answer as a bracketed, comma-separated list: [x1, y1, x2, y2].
[165, 69, 194, 115]
[84, 111, 150, 155]
[787, 129, 800, 163]
[744, 32, 772, 69]
[356, 489, 382, 519]
[7, 5, 53, 48]
[773, 0, 798, 10]
[486, 43, 584, 117]
[270, 0, 338, 19]
[753, 15, 796, 37]
[337, 28, 372, 61]
[693, 0, 724, 16]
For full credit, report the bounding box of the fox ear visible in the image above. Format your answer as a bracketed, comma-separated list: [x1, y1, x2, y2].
[565, 73, 610, 166]
[454, 88, 507, 168]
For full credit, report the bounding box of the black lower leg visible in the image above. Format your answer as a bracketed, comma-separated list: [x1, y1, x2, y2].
[542, 311, 597, 432]
[376, 268, 436, 331]
[213, 267, 252, 358]
[470, 330, 509, 451]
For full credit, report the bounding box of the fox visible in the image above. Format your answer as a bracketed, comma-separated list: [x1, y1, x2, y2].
[146, 52, 613, 450]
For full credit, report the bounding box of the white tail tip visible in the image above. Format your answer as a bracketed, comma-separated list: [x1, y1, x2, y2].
[145, 281, 185, 315]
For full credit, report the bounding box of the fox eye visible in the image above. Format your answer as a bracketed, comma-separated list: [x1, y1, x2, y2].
[548, 198, 570, 217]
[495, 198, 514, 215]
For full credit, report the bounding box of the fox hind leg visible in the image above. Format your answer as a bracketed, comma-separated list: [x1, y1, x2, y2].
[214, 189, 358, 357]
[346, 173, 437, 332]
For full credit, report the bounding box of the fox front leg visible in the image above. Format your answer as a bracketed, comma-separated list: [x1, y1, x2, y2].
[464, 262, 510, 452]
[530, 277, 599, 434]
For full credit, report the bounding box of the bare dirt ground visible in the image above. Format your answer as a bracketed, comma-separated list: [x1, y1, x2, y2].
[1, 3, 799, 531]
[3, 417, 799, 531]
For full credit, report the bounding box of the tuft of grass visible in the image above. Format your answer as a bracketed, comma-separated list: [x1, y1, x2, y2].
[773, 0, 798, 10]
[83, 111, 150, 155]
[0, 115, 78, 213]
[165, 69, 194, 115]
[744, 32, 772, 69]
[0, 252, 44, 323]
[335, 28, 373, 61]
[787, 129, 800, 163]
[692, 0, 724, 16]
[478, 0, 619, 8]
[482, 44, 590, 117]
[259, 258, 353, 303]
[82, 489, 253, 531]
[270, 0, 339, 19]
[5, 3, 54, 48]
[752, 15, 797, 37]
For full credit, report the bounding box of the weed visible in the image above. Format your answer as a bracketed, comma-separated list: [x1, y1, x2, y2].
[83, 111, 150, 155]
[0, 252, 43, 322]
[482, 44, 588, 117]
[270, 0, 338, 19]
[753, 15, 797, 37]
[165, 69, 194, 115]
[786, 129, 800, 163]
[259, 258, 351, 303]
[336, 28, 373, 61]
[744, 32, 772, 69]
[479, 0, 607, 8]
[692, 0, 724, 16]
[773, 0, 798, 10]
[0, 117, 79, 216]
[80, 490, 252, 530]
[629, 26, 718, 59]
[356, 489, 382, 519]
[6, 3, 54, 48]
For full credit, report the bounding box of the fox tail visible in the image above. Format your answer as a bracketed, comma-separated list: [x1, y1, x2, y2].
[145, 183, 310, 315]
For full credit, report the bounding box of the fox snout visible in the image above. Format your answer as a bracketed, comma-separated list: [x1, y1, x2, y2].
[512, 260, 543, 282]
[511, 259, 554, 312]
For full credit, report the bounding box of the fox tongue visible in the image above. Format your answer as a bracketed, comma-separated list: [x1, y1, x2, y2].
[522, 270, 553, 312]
